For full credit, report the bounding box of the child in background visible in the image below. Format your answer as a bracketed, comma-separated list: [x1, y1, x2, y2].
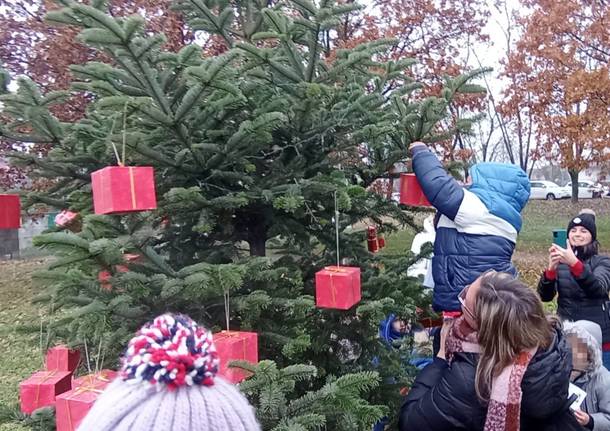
[409, 142, 530, 313]
[407, 214, 436, 289]
[564, 320, 610, 430]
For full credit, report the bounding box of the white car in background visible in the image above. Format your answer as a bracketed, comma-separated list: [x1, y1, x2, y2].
[565, 180, 603, 199]
[529, 180, 571, 200]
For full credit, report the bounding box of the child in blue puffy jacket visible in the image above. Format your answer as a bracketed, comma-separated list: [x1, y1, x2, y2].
[409, 142, 531, 312]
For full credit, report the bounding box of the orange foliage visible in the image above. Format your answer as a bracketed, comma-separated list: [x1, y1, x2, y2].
[501, 0, 610, 177]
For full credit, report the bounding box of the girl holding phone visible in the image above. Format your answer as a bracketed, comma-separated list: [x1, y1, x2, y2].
[538, 210, 610, 369]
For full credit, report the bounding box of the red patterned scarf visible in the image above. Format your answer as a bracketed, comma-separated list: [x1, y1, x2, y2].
[445, 316, 537, 431]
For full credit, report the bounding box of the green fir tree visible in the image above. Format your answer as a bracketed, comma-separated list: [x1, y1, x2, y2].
[0, 0, 486, 428]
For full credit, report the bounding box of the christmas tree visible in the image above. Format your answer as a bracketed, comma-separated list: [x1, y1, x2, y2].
[0, 0, 485, 428]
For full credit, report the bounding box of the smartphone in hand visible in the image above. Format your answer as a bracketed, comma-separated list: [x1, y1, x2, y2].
[553, 229, 567, 248]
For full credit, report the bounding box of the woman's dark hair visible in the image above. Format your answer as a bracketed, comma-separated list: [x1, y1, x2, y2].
[574, 240, 599, 261]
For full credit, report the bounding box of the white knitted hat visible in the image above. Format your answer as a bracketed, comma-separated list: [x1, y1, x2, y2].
[77, 314, 260, 431]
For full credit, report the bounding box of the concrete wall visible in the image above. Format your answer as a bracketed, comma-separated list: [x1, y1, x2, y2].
[0, 214, 54, 259]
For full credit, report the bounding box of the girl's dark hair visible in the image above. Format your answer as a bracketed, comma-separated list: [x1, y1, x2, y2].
[574, 240, 599, 261]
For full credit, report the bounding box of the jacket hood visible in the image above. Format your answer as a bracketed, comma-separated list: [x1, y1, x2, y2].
[563, 320, 603, 375]
[520, 327, 572, 419]
[379, 313, 403, 344]
[468, 163, 531, 232]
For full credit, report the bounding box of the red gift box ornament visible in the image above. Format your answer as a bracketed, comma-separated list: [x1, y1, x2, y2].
[20, 370, 72, 414]
[46, 345, 81, 373]
[55, 210, 81, 232]
[56, 370, 117, 431]
[399, 173, 431, 207]
[91, 166, 157, 215]
[92, 122, 157, 215]
[367, 226, 379, 253]
[315, 265, 361, 310]
[123, 253, 141, 263]
[98, 265, 128, 292]
[213, 331, 258, 384]
[315, 191, 361, 310]
[0, 194, 21, 229]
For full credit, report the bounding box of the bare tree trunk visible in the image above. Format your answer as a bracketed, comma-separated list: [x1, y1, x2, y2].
[569, 169, 580, 203]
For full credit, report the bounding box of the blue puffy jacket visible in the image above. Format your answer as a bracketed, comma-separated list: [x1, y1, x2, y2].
[411, 146, 530, 311]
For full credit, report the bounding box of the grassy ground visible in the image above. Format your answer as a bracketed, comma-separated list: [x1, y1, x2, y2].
[0, 259, 49, 431]
[0, 200, 608, 429]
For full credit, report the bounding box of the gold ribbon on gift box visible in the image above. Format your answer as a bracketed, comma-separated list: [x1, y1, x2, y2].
[110, 103, 138, 210]
[63, 383, 105, 431]
[128, 167, 137, 209]
[215, 331, 248, 360]
[326, 266, 351, 307]
[33, 370, 58, 407]
[76, 370, 112, 387]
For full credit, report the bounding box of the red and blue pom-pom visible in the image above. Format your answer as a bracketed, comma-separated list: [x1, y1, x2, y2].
[121, 314, 219, 390]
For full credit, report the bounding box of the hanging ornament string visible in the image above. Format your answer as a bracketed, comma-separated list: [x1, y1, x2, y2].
[334, 190, 340, 268]
[224, 288, 230, 331]
[121, 101, 127, 167]
[110, 102, 129, 167]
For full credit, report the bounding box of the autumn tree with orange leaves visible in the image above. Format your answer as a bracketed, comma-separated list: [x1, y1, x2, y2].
[501, 0, 610, 201]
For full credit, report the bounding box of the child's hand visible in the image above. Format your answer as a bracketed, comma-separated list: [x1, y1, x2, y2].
[409, 141, 426, 152]
[573, 409, 590, 426]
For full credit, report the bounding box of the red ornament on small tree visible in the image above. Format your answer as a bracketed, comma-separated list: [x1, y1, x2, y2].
[55, 210, 82, 232]
[0, 194, 21, 229]
[366, 226, 386, 253]
[367, 226, 379, 253]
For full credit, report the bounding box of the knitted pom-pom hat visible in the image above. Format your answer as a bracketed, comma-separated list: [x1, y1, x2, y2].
[77, 314, 260, 431]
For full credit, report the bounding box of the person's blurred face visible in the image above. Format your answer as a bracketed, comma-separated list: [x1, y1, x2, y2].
[392, 319, 408, 334]
[567, 335, 589, 379]
[458, 276, 482, 329]
[569, 226, 592, 247]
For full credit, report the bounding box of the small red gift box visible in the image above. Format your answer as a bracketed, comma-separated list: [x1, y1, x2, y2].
[20, 370, 72, 414]
[91, 166, 157, 215]
[55, 211, 78, 227]
[98, 265, 128, 291]
[213, 331, 258, 384]
[0, 194, 21, 229]
[56, 371, 116, 431]
[46, 345, 81, 373]
[399, 174, 431, 207]
[54, 210, 82, 233]
[315, 266, 361, 310]
[378, 236, 386, 249]
[123, 253, 141, 263]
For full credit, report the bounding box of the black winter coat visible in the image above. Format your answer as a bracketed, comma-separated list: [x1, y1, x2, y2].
[398, 328, 582, 431]
[538, 255, 610, 343]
